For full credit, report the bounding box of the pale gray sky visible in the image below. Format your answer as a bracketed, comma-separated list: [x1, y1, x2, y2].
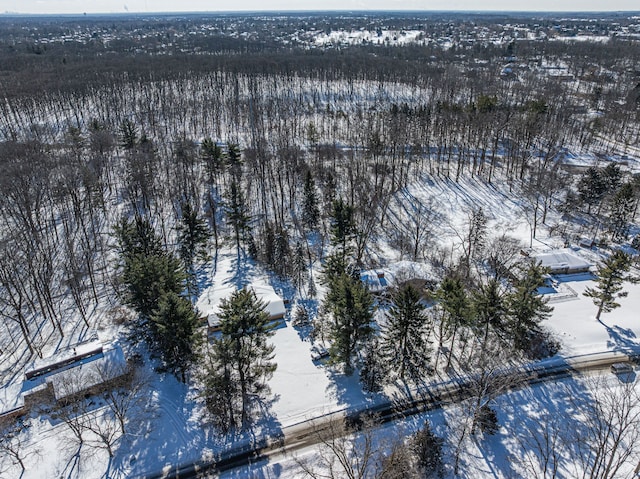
[1, 0, 638, 15]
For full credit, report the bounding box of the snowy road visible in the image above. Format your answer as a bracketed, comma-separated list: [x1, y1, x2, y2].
[145, 350, 635, 479]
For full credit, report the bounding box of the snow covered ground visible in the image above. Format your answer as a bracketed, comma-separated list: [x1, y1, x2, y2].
[2, 163, 640, 479]
[220, 372, 640, 479]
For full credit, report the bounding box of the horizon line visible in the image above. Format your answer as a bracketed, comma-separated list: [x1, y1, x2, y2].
[2, 9, 639, 17]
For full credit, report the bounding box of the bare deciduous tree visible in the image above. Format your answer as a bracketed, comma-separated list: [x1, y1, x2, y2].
[0, 416, 37, 476]
[295, 415, 379, 479]
[571, 376, 640, 479]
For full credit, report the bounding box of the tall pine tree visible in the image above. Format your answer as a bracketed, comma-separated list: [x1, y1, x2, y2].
[608, 183, 635, 241]
[381, 284, 433, 383]
[436, 275, 471, 369]
[506, 261, 553, 354]
[151, 291, 200, 382]
[177, 202, 210, 297]
[329, 198, 356, 261]
[201, 336, 239, 433]
[473, 278, 507, 353]
[209, 289, 277, 428]
[325, 273, 374, 375]
[577, 166, 606, 214]
[302, 170, 320, 230]
[584, 250, 633, 320]
[114, 215, 184, 319]
[225, 179, 251, 255]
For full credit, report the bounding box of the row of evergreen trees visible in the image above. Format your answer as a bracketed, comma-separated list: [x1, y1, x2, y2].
[114, 206, 209, 382]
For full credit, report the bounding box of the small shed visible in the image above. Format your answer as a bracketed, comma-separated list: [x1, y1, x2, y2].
[532, 249, 592, 275]
[579, 237, 595, 249]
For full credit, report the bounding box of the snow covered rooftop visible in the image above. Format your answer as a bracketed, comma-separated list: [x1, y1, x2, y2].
[48, 344, 127, 401]
[25, 338, 103, 380]
[250, 284, 286, 319]
[200, 282, 286, 333]
[0, 342, 128, 416]
[532, 248, 593, 274]
[360, 269, 392, 294]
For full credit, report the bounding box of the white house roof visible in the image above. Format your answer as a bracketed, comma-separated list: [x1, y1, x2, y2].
[202, 283, 286, 326]
[17, 342, 128, 405]
[532, 249, 592, 273]
[250, 284, 286, 318]
[26, 338, 103, 379]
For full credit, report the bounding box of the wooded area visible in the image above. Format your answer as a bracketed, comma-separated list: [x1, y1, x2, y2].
[0, 11, 639, 478]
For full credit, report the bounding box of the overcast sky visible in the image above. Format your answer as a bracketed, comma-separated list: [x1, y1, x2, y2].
[1, 0, 638, 15]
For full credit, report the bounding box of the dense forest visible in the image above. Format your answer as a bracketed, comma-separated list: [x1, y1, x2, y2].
[0, 11, 639, 478]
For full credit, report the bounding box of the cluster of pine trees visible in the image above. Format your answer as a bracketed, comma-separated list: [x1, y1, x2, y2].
[114, 210, 208, 382]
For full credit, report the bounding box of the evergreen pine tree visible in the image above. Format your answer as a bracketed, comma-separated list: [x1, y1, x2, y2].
[119, 119, 138, 150]
[274, 225, 292, 278]
[475, 404, 499, 436]
[602, 163, 623, 192]
[200, 138, 224, 182]
[122, 252, 185, 320]
[215, 289, 277, 427]
[302, 170, 320, 230]
[436, 275, 471, 369]
[325, 273, 374, 375]
[577, 166, 606, 214]
[260, 221, 276, 268]
[506, 261, 553, 354]
[114, 216, 185, 319]
[412, 422, 444, 478]
[584, 250, 633, 320]
[320, 198, 357, 292]
[225, 179, 251, 255]
[473, 278, 507, 351]
[201, 336, 239, 433]
[177, 202, 210, 297]
[226, 143, 242, 179]
[329, 198, 356, 260]
[308, 273, 317, 298]
[381, 284, 432, 383]
[114, 214, 163, 260]
[151, 291, 200, 382]
[359, 338, 386, 393]
[292, 241, 307, 293]
[608, 182, 635, 241]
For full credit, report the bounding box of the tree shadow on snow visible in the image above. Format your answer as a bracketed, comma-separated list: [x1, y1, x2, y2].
[116, 372, 207, 479]
[324, 367, 380, 414]
[488, 366, 597, 479]
[225, 253, 256, 290]
[196, 394, 283, 479]
[195, 263, 214, 299]
[599, 318, 639, 352]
